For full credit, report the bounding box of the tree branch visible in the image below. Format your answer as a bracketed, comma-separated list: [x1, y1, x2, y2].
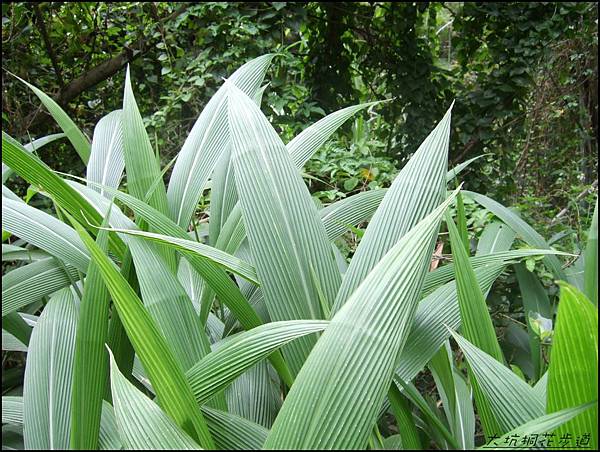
[32, 3, 64, 89]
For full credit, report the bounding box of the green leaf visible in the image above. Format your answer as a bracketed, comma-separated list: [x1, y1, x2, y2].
[3, 396, 123, 450]
[122, 67, 170, 216]
[478, 402, 596, 450]
[584, 199, 598, 306]
[108, 349, 201, 450]
[69, 215, 215, 448]
[168, 54, 274, 228]
[2, 258, 79, 317]
[2, 198, 90, 273]
[228, 83, 340, 375]
[476, 222, 516, 256]
[447, 211, 505, 438]
[463, 191, 566, 280]
[23, 288, 78, 450]
[2, 133, 65, 184]
[547, 282, 598, 449]
[449, 330, 544, 433]
[265, 189, 458, 449]
[332, 105, 452, 314]
[86, 110, 124, 197]
[388, 384, 422, 450]
[70, 215, 111, 450]
[11, 74, 91, 163]
[446, 154, 489, 182]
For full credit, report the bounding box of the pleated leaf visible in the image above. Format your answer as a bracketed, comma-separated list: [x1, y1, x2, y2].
[108, 350, 201, 450]
[2, 197, 90, 273]
[2, 133, 65, 184]
[228, 83, 341, 374]
[332, 105, 452, 314]
[546, 282, 598, 449]
[265, 189, 458, 450]
[122, 67, 169, 215]
[86, 110, 125, 197]
[23, 288, 78, 450]
[479, 402, 596, 450]
[3, 396, 123, 450]
[449, 330, 545, 433]
[186, 320, 328, 405]
[70, 218, 111, 450]
[70, 216, 215, 448]
[2, 258, 79, 317]
[168, 54, 274, 228]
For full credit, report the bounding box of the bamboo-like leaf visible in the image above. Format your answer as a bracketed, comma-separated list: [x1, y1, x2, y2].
[70, 216, 111, 450]
[2, 133, 65, 184]
[70, 216, 215, 448]
[12, 74, 91, 163]
[108, 349, 202, 450]
[2, 244, 50, 262]
[23, 288, 78, 450]
[447, 212, 504, 438]
[265, 190, 458, 449]
[446, 155, 488, 182]
[449, 330, 545, 433]
[463, 191, 566, 280]
[168, 54, 274, 228]
[332, 105, 452, 314]
[98, 226, 259, 284]
[122, 67, 169, 215]
[2, 258, 79, 317]
[2, 197, 90, 272]
[228, 83, 341, 374]
[186, 320, 328, 405]
[87, 110, 125, 197]
[388, 384, 422, 450]
[547, 282, 598, 449]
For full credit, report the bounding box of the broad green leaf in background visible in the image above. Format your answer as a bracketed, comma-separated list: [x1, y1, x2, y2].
[228, 83, 340, 375]
[108, 350, 201, 450]
[332, 104, 452, 314]
[584, 199, 598, 306]
[547, 282, 598, 449]
[463, 190, 567, 281]
[515, 262, 552, 380]
[265, 189, 458, 450]
[23, 288, 78, 450]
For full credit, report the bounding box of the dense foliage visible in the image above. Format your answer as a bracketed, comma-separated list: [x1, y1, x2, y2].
[1, 2, 598, 450]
